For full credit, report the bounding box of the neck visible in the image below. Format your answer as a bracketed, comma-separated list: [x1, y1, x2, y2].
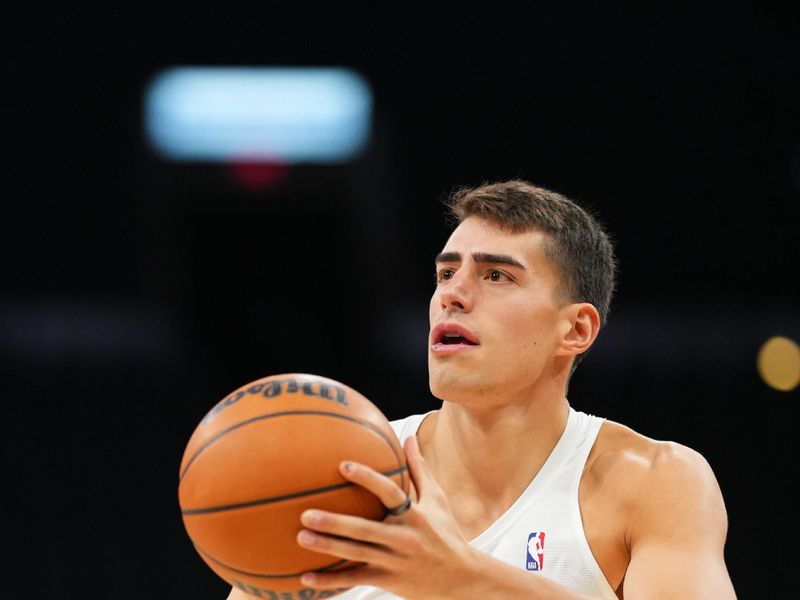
[418, 387, 570, 505]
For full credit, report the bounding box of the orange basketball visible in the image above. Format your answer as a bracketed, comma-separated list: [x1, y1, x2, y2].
[178, 373, 409, 597]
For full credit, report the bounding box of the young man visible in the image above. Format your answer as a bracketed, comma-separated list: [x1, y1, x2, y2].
[229, 180, 736, 599]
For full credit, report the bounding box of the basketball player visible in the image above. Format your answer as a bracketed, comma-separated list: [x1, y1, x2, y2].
[228, 180, 736, 599]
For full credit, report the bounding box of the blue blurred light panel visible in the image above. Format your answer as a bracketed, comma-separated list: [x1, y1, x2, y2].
[144, 67, 372, 163]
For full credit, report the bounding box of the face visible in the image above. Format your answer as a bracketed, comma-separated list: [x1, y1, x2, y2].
[428, 216, 572, 405]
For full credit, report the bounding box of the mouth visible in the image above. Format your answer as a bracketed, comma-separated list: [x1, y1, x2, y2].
[430, 323, 479, 353]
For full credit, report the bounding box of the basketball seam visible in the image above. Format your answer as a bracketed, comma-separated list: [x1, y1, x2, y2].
[195, 544, 358, 579]
[181, 465, 407, 515]
[180, 410, 402, 482]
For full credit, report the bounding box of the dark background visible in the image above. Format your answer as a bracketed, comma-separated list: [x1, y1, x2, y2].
[2, 6, 798, 598]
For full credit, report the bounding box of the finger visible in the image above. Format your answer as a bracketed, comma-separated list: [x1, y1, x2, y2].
[300, 564, 386, 591]
[408, 478, 419, 503]
[296, 529, 389, 565]
[300, 509, 400, 546]
[404, 434, 433, 500]
[339, 461, 408, 512]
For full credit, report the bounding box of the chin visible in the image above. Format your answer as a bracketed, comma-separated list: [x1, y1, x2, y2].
[429, 371, 487, 404]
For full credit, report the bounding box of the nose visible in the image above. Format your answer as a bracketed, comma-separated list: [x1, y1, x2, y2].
[437, 270, 474, 313]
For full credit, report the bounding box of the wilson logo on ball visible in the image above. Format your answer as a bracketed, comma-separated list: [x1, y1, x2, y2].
[202, 376, 349, 425]
[178, 373, 408, 597]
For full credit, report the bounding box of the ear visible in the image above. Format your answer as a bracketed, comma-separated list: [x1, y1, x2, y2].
[556, 302, 601, 357]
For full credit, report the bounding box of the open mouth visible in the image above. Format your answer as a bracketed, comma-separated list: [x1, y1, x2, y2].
[431, 323, 480, 350]
[439, 334, 478, 346]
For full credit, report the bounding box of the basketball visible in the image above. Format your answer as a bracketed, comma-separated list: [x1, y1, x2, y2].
[178, 373, 409, 597]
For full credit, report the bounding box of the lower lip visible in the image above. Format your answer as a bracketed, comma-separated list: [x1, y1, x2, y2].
[430, 343, 479, 354]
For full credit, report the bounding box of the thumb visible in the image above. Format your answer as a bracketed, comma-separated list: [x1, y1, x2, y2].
[404, 434, 434, 500]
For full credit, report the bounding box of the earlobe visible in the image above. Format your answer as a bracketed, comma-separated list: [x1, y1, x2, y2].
[558, 303, 601, 356]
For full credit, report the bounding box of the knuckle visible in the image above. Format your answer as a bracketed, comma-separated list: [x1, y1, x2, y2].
[346, 543, 371, 562]
[401, 535, 426, 556]
[353, 519, 374, 539]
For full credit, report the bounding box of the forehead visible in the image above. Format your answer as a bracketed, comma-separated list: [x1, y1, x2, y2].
[442, 217, 549, 263]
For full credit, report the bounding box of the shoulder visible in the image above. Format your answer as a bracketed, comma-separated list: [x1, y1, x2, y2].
[576, 417, 733, 595]
[587, 419, 716, 482]
[587, 419, 728, 544]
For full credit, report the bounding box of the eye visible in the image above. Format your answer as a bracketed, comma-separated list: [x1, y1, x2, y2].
[486, 269, 512, 282]
[436, 268, 456, 282]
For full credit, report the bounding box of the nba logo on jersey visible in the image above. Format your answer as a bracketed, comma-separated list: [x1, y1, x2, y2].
[526, 532, 546, 571]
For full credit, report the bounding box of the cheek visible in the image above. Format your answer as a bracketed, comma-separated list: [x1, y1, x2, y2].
[495, 305, 556, 350]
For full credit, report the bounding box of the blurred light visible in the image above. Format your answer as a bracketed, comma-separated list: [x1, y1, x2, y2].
[144, 67, 372, 163]
[757, 336, 800, 392]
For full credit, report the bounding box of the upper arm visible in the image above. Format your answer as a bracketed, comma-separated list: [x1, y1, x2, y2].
[622, 444, 736, 599]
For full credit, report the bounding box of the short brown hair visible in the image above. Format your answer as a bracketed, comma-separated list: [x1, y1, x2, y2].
[447, 180, 617, 366]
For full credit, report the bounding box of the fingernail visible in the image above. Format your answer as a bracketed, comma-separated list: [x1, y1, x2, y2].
[341, 461, 354, 473]
[302, 510, 321, 525]
[301, 573, 317, 586]
[298, 530, 316, 545]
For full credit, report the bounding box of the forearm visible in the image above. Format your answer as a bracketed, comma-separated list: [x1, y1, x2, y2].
[455, 548, 600, 600]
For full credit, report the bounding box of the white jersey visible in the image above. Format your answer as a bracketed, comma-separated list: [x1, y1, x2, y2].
[336, 407, 618, 599]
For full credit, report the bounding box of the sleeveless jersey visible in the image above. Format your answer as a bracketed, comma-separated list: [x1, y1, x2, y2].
[335, 407, 618, 599]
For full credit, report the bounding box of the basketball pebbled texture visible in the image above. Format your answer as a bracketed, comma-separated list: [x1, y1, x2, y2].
[178, 373, 408, 597]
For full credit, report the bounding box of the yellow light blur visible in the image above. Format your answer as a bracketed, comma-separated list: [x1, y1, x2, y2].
[757, 336, 800, 392]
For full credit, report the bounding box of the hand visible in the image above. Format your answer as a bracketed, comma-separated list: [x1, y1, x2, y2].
[296, 435, 481, 599]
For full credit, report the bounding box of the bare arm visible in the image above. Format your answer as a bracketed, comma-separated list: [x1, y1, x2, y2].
[622, 443, 736, 599]
[227, 438, 736, 599]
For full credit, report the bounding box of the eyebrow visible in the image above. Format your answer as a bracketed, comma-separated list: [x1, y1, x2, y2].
[434, 251, 526, 269]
